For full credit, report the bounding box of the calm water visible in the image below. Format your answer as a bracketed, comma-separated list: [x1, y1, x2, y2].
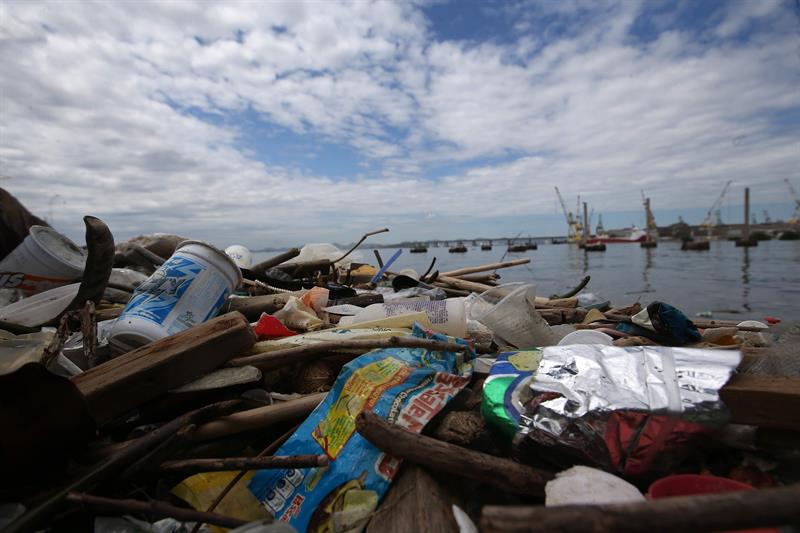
[253, 240, 800, 321]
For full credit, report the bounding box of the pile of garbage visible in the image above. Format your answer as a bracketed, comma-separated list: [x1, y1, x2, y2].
[1, 211, 799, 532]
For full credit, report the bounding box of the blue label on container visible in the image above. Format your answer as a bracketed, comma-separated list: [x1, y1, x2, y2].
[119, 255, 229, 330]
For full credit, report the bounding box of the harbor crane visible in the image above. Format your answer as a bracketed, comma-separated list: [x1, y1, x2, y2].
[701, 180, 732, 236]
[785, 178, 800, 225]
[554, 187, 582, 242]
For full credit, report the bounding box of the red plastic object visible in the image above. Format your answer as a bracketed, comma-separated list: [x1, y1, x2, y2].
[647, 475, 778, 533]
[253, 313, 296, 340]
[762, 316, 781, 325]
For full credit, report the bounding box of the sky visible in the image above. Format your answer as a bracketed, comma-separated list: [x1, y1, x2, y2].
[1, 0, 799, 248]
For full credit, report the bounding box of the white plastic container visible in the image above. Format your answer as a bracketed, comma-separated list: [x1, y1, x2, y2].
[109, 241, 242, 354]
[341, 298, 467, 338]
[0, 226, 86, 294]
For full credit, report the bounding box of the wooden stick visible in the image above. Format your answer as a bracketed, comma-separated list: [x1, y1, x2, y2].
[160, 454, 328, 475]
[479, 483, 800, 533]
[436, 275, 555, 305]
[195, 422, 300, 533]
[332, 227, 390, 264]
[251, 248, 301, 274]
[223, 292, 297, 320]
[436, 274, 497, 294]
[355, 411, 553, 496]
[5, 400, 241, 533]
[66, 492, 249, 529]
[41, 314, 70, 367]
[190, 393, 326, 442]
[440, 258, 530, 278]
[228, 336, 468, 371]
[80, 300, 98, 367]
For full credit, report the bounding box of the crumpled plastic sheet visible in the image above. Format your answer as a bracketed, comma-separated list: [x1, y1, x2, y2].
[517, 344, 741, 477]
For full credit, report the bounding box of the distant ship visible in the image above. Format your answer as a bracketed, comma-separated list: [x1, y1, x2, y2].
[586, 226, 647, 244]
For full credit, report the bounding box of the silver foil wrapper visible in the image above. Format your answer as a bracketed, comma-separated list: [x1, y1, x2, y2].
[517, 345, 741, 475]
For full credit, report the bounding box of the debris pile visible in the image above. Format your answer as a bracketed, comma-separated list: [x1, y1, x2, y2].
[1, 207, 798, 532]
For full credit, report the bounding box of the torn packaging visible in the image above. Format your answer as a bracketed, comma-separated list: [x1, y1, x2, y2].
[515, 344, 741, 478]
[247, 323, 473, 532]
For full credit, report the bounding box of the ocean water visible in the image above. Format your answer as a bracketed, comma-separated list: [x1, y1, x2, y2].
[252, 240, 800, 322]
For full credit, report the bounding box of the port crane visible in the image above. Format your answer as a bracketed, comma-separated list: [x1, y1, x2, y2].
[785, 178, 800, 225]
[701, 180, 733, 237]
[554, 187, 582, 242]
[641, 190, 658, 244]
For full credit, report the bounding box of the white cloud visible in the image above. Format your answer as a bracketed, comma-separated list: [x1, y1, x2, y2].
[0, 0, 797, 247]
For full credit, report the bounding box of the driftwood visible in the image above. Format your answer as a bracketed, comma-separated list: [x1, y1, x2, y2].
[435, 275, 558, 306]
[538, 307, 588, 325]
[550, 275, 590, 299]
[440, 258, 530, 278]
[250, 247, 301, 274]
[66, 492, 249, 529]
[66, 216, 115, 311]
[535, 297, 578, 309]
[228, 336, 468, 371]
[72, 312, 255, 425]
[479, 483, 800, 532]
[159, 454, 328, 476]
[355, 411, 553, 496]
[457, 273, 499, 284]
[40, 314, 70, 367]
[333, 227, 390, 263]
[80, 300, 98, 367]
[329, 293, 385, 308]
[436, 274, 496, 294]
[224, 292, 296, 320]
[366, 465, 458, 533]
[5, 401, 240, 533]
[190, 393, 326, 441]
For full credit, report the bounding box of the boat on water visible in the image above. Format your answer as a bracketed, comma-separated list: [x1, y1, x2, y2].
[481, 243, 492, 251]
[409, 244, 427, 253]
[449, 242, 467, 253]
[586, 226, 647, 244]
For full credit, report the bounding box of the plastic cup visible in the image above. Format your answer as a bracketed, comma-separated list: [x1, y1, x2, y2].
[0, 226, 86, 294]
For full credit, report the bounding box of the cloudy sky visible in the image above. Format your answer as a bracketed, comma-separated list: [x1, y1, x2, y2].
[1, 0, 798, 248]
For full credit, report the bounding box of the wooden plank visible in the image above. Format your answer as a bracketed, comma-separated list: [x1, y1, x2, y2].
[721, 373, 800, 430]
[72, 312, 255, 425]
[366, 465, 458, 533]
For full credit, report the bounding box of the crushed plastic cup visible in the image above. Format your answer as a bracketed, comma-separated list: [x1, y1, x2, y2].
[475, 283, 559, 348]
